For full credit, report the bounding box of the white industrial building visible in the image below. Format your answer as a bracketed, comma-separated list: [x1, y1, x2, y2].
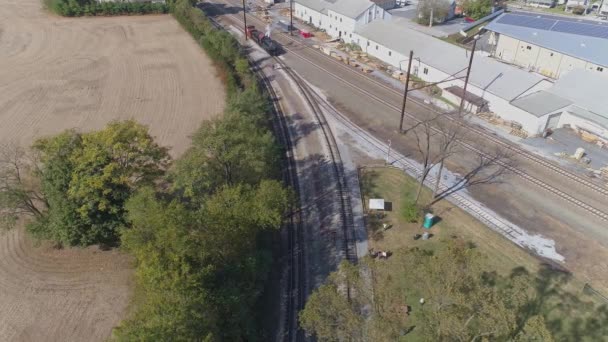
[293, 1, 608, 138]
[485, 12, 608, 79]
[511, 70, 608, 138]
[601, 0, 608, 15]
[293, 0, 392, 40]
[348, 18, 560, 135]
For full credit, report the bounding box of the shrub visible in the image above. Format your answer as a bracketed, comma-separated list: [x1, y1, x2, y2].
[45, 0, 168, 17]
[401, 199, 421, 223]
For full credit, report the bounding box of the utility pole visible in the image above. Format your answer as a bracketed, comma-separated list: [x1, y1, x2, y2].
[242, 0, 248, 40]
[399, 50, 414, 133]
[290, 0, 294, 36]
[458, 38, 478, 115]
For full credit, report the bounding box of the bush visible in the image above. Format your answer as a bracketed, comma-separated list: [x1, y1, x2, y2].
[401, 198, 421, 223]
[572, 5, 586, 15]
[45, 0, 168, 17]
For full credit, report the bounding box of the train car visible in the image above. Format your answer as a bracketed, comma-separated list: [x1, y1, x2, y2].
[247, 26, 279, 56]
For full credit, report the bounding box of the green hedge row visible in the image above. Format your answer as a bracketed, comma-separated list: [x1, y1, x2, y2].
[45, 0, 168, 17]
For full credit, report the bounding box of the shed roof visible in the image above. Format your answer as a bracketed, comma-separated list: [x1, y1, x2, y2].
[510, 91, 572, 117]
[485, 12, 608, 67]
[354, 19, 548, 100]
[445, 86, 489, 107]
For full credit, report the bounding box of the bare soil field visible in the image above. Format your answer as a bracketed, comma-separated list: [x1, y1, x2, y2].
[0, 0, 225, 340]
[0, 228, 133, 341]
[0, 0, 225, 156]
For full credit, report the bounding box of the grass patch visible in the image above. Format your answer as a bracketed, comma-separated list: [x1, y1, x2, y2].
[359, 166, 608, 341]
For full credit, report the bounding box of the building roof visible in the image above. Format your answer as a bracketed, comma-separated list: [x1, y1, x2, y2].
[295, 0, 329, 13]
[354, 19, 548, 101]
[510, 91, 572, 117]
[511, 69, 608, 128]
[549, 69, 607, 119]
[445, 86, 489, 107]
[296, 0, 374, 19]
[327, 0, 374, 19]
[485, 12, 608, 67]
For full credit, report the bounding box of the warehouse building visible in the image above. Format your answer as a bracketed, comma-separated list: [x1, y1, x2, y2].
[293, 0, 392, 40]
[485, 12, 608, 79]
[511, 69, 608, 139]
[349, 18, 557, 135]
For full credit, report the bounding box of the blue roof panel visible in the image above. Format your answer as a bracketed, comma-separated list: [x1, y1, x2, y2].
[486, 13, 608, 67]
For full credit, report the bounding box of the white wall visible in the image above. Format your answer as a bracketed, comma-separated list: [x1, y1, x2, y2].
[326, 10, 357, 39]
[493, 34, 607, 79]
[294, 2, 390, 42]
[559, 111, 608, 138]
[494, 34, 519, 63]
[294, 3, 325, 29]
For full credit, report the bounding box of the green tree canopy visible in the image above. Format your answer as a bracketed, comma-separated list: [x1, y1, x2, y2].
[462, 0, 493, 20]
[116, 181, 290, 340]
[28, 120, 169, 246]
[172, 108, 278, 200]
[300, 243, 605, 341]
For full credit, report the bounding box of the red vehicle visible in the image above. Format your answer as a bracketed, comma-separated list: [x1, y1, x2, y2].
[464, 17, 475, 23]
[299, 30, 312, 38]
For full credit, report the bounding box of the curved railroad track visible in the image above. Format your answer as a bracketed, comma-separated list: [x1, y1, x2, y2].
[211, 2, 608, 222]
[275, 56, 358, 264]
[249, 53, 306, 342]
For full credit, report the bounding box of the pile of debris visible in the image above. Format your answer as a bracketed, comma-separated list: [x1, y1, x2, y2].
[577, 128, 607, 149]
[476, 112, 529, 138]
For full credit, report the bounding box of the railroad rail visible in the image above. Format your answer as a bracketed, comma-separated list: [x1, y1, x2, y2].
[251, 56, 306, 341]
[211, 2, 608, 222]
[275, 56, 358, 264]
[247, 11, 608, 200]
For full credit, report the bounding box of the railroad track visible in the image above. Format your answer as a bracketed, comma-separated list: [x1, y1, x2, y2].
[210, 2, 608, 222]
[275, 56, 358, 264]
[251, 56, 306, 341]
[256, 17, 608, 200]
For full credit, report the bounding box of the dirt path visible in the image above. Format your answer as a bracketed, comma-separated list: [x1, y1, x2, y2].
[0, 0, 225, 340]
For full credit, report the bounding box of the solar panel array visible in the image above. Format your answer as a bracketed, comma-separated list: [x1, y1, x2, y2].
[496, 13, 608, 39]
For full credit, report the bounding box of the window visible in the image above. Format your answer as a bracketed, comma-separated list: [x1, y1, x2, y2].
[423, 67, 429, 75]
[349, 33, 352, 38]
[526, 45, 532, 50]
[376, 45, 378, 50]
[550, 52, 554, 56]
[367, 41, 370, 46]
[330, 24, 332, 28]
[340, 18, 342, 22]
[389, 51, 392, 56]
[598, 66, 604, 72]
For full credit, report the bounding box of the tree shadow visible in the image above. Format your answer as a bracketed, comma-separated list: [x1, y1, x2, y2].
[507, 265, 608, 340]
[197, 2, 241, 17]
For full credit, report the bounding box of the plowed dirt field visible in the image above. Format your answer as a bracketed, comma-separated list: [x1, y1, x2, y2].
[0, 0, 225, 340]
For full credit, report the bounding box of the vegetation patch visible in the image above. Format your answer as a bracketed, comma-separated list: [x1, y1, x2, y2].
[1, 0, 290, 340]
[300, 167, 608, 341]
[44, 0, 168, 16]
